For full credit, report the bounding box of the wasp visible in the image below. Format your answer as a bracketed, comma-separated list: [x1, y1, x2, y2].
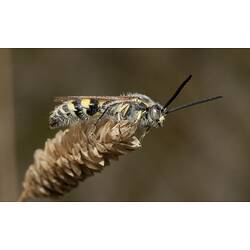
[49, 75, 222, 130]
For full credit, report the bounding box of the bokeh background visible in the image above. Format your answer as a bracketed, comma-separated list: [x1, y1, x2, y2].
[0, 48, 249, 201]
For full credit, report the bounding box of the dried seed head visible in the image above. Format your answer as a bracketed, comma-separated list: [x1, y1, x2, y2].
[18, 119, 143, 201]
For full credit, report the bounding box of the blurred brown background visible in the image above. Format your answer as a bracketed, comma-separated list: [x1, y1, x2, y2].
[0, 48, 249, 201]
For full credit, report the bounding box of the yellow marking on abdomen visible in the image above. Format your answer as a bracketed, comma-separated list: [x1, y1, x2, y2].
[81, 98, 91, 108]
[67, 101, 75, 111]
[98, 100, 106, 107]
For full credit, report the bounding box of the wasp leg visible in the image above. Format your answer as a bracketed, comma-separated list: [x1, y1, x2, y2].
[86, 102, 120, 145]
[94, 100, 127, 125]
[134, 110, 144, 124]
[140, 127, 151, 141]
[118, 123, 123, 142]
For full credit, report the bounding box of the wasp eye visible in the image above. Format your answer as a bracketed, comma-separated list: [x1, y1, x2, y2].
[150, 106, 161, 120]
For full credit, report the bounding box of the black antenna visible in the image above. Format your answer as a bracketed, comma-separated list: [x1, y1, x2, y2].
[164, 96, 223, 115]
[163, 74, 192, 110]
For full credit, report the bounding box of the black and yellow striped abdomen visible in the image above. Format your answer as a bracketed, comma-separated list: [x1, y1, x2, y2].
[49, 98, 102, 129]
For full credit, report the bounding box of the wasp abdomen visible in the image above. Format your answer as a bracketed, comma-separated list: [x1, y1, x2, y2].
[72, 100, 86, 119]
[49, 98, 103, 129]
[49, 102, 82, 129]
[86, 99, 99, 115]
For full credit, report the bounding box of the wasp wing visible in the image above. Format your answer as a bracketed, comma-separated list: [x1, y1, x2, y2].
[54, 95, 134, 103]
